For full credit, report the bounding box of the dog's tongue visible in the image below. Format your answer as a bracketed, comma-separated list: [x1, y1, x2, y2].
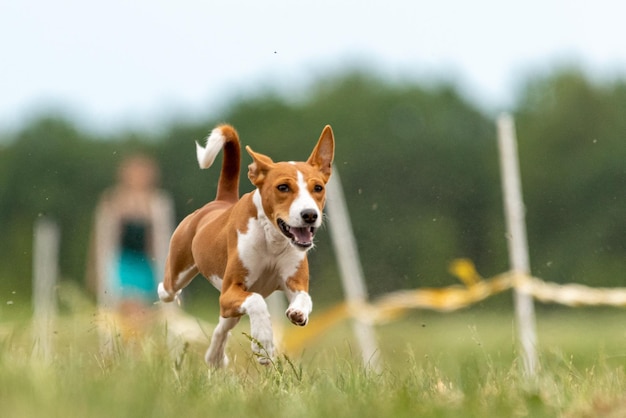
[291, 227, 313, 244]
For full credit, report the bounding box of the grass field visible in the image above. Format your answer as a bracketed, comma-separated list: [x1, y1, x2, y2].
[2, 300, 626, 418]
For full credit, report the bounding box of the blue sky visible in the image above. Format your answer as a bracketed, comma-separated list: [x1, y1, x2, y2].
[2, 0, 625, 132]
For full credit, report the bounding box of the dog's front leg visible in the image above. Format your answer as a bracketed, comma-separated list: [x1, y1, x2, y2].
[283, 266, 312, 326]
[240, 293, 274, 364]
[220, 287, 274, 365]
[285, 290, 312, 326]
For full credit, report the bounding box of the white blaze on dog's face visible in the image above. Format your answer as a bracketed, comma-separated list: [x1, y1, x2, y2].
[246, 126, 334, 250]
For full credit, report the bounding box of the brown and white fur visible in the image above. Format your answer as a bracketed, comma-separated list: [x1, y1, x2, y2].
[158, 124, 334, 367]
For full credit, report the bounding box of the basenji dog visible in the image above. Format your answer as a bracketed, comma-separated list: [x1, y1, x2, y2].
[158, 124, 334, 367]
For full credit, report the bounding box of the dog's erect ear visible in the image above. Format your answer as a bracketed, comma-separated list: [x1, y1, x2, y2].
[306, 125, 335, 181]
[246, 146, 275, 185]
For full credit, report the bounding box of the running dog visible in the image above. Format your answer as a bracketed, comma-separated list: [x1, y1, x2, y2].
[158, 124, 334, 367]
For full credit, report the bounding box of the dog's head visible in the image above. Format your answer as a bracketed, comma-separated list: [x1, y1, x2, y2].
[246, 125, 335, 250]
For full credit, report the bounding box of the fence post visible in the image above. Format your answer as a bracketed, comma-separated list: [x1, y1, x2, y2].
[497, 113, 538, 378]
[32, 217, 60, 362]
[326, 167, 382, 372]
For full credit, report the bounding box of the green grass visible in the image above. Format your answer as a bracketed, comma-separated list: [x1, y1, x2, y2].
[2, 304, 626, 417]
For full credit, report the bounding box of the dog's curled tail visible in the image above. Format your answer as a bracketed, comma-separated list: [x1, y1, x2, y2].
[195, 124, 241, 202]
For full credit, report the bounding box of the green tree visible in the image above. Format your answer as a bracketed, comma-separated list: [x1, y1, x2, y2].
[2, 68, 624, 309]
[515, 68, 626, 286]
[0, 116, 154, 299]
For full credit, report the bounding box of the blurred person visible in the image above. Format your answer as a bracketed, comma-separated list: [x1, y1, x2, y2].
[88, 154, 174, 342]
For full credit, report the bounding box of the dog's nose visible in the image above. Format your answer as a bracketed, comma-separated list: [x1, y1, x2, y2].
[300, 209, 318, 224]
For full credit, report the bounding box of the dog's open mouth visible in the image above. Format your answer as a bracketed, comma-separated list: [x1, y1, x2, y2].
[277, 218, 316, 249]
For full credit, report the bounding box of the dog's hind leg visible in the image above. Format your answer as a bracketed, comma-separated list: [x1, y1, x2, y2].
[205, 316, 240, 368]
[159, 263, 198, 303]
[159, 213, 202, 303]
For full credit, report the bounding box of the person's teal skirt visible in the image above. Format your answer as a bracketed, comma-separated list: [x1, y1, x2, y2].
[116, 249, 157, 303]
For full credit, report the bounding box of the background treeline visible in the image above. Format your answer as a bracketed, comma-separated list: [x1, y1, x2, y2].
[1, 68, 625, 306]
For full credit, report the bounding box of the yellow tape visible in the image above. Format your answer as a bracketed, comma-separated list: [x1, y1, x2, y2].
[516, 274, 626, 307]
[280, 302, 349, 353]
[281, 259, 626, 353]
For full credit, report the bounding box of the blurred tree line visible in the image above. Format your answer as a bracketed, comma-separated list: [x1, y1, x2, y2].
[0, 68, 624, 307]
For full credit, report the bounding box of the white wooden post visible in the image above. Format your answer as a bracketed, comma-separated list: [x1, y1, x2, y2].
[497, 113, 538, 378]
[32, 217, 60, 362]
[326, 167, 382, 371]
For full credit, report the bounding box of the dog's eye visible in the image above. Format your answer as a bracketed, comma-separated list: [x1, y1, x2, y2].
[313, 184, 324, 193]
[277, 184, 290, 192]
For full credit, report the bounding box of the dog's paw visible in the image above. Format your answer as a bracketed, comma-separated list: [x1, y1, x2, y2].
[249, 331, 274, 365]
[205, 350, 229, 368]
[158, 282, 180, 303]
[286, 308, 309, 326]
[285, 291, 311, 326]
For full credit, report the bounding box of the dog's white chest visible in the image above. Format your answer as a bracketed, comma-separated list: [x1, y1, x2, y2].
[236, 216, 305, 295]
